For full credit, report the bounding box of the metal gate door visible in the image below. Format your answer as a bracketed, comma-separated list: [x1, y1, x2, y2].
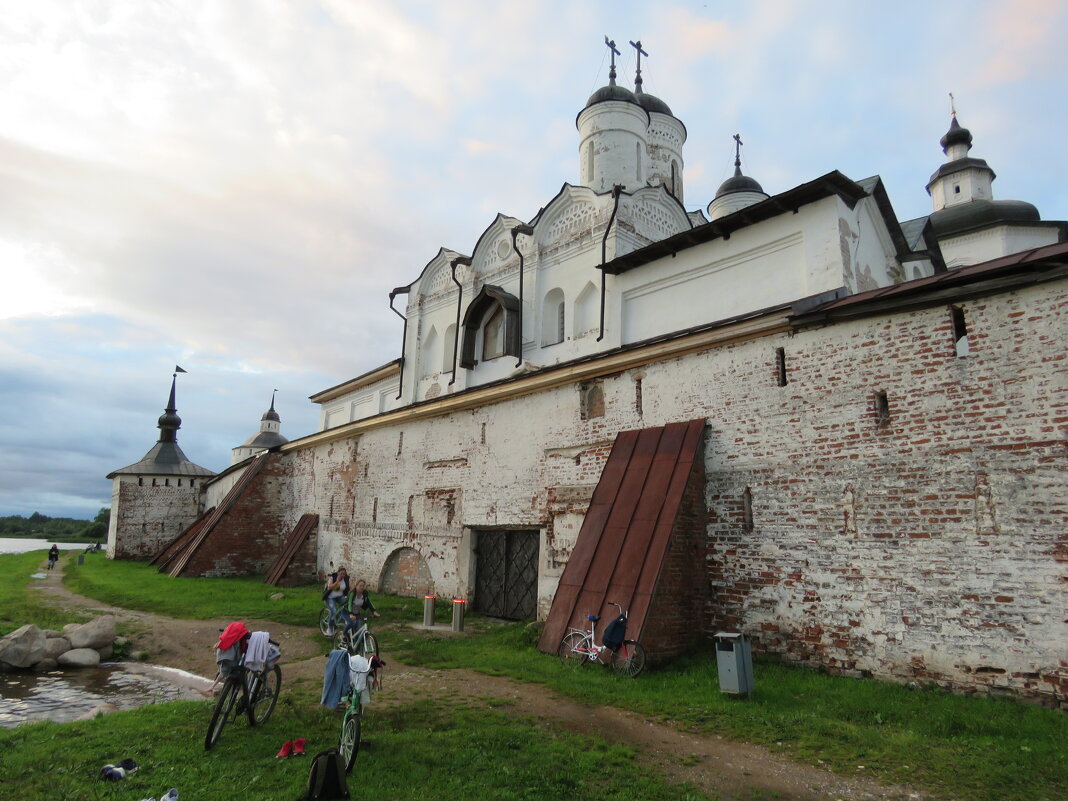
[474, 529, 538, 620]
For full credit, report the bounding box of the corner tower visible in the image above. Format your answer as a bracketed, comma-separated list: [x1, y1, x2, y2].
[105, 370, 215, 560]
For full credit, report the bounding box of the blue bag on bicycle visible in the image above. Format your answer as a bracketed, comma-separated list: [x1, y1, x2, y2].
[602, 614, 627, 651]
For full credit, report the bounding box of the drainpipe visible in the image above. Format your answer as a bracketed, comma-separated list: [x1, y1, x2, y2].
[511, 223, 535, 367]
[449, 255, 472, 386]
[598, 184, 624, 342]
[388, 287, 409, 400]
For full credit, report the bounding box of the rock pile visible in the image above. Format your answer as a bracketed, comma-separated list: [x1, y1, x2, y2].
[0, 615, 119, 672]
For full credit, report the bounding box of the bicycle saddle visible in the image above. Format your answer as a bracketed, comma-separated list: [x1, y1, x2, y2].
[587, 614, 600, 622]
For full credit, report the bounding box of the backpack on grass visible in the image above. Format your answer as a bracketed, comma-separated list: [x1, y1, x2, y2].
[301, 748, 349, 800]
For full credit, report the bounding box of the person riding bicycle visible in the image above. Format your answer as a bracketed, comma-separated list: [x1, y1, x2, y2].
[323, 567, 350, 635]
[342, 579, 380, 638]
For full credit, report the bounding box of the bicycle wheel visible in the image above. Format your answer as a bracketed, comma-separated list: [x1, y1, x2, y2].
[359, 632, 379, 659]
[339, 710, 362, 773]
[247, 665, 281, 725]
[610, 640, 647, 678]
[205, 677, 241, 750]
[558, 632, 589, 668]
[318, 607, 334, 636]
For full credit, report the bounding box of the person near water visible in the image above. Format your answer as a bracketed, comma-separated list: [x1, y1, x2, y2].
[47, 544, 59, 570]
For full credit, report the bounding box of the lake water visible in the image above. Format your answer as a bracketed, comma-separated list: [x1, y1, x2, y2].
[0, 663, 213, 727]
[0, 538, 94, 555]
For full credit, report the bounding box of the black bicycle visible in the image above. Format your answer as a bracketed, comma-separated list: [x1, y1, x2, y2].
[204, 637, 282, 750]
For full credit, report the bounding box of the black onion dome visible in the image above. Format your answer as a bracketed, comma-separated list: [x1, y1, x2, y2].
[585, 83, 639, 108]
[716, 167, 764, 197]
[929, 199, 1040, 237]
[157, 410, 182, 429]
[635, 91, 673, 116]
[940, 116, 973, 153]
[262, 408, 280, 423]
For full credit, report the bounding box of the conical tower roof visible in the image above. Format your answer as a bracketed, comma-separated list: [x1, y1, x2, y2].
[107, 374, 214, 478]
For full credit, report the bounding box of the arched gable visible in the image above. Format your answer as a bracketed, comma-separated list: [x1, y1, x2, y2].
[470, 213, 531, 278]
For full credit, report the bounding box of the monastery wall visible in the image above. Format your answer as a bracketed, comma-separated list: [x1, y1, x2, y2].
[268, 277, 1065, 702]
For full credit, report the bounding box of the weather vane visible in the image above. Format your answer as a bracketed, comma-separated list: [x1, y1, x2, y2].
[949, 92, 957, 118]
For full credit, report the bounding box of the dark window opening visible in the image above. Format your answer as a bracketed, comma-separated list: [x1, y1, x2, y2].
[953, 185, 961, 194]
[138, 477, 143, 486]
[635, 377, 644, 417]
[775, 347, 788, 386]
[742, 487, 754, 532]
[460, 285, 521, 369]
[950, 305, 970, 357]
[164, 478, 170, 487]
[397, 431, 404, 457]
[480, 422, 487, 445]
[874, 390, 890, 426]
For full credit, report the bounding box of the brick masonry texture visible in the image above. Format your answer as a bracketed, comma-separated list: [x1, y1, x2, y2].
[122, 281, 1068, 704]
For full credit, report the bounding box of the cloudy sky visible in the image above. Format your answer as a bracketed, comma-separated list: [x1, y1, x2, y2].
[2, 0, 1066, 519]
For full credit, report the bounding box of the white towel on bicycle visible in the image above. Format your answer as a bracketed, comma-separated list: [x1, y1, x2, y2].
[348, 654, 371, 692]
[244, 631, 271, 672]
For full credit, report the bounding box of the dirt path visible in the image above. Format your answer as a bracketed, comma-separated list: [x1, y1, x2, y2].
[30, 559, 929, 801]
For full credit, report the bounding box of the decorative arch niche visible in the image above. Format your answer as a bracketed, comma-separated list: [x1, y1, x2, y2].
[379, 546, 433, 596]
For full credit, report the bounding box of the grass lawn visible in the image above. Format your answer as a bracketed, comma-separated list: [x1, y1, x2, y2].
[1, 554, 1064, 800]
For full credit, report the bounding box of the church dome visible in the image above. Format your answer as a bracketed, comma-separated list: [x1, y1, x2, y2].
[716, 169, 764, 197]
[635, 91, 672, 116]
[929, 198, 1040, 237]
[940, 116, 973, 153]
[262, 407, 280, 423]
[585, 82, 639, 109]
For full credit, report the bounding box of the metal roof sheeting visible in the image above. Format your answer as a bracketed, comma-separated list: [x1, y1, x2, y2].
[537, 418, 706, 657]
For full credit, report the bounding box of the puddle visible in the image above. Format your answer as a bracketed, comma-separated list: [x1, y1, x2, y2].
[0, 663, 213, 727]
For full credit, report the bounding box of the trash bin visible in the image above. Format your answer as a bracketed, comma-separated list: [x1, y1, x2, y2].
[714, 632, 754, 696]
[422, 595, 436, 627]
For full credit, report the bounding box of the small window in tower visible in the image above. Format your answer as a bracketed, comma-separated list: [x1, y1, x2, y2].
[164, 478, 170, 487]
[742, 487, 754, 532]
[874, 390, 890, 426]
[775, 347, 788, 386]
[950, 305, 970, 357]
[177, 479, 182, 487]
[634, 376, 643, 417]
[190, 479, 196, 488]
[586, 141, 594, 185]
[953, 184, 961, 194]
[138, 477, 143, 486]
[152, 478, 157, 487]
[670, 160, 678, 196]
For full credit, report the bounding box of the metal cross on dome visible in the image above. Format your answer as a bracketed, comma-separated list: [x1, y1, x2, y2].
[630, 40, 648, 92]
[604, 36, 620, 82]
[733, 133, 744, 168]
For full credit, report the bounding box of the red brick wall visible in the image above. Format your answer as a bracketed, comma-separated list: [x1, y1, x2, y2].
[643, 450, 710, 662]
[181, 454, 290, 577]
